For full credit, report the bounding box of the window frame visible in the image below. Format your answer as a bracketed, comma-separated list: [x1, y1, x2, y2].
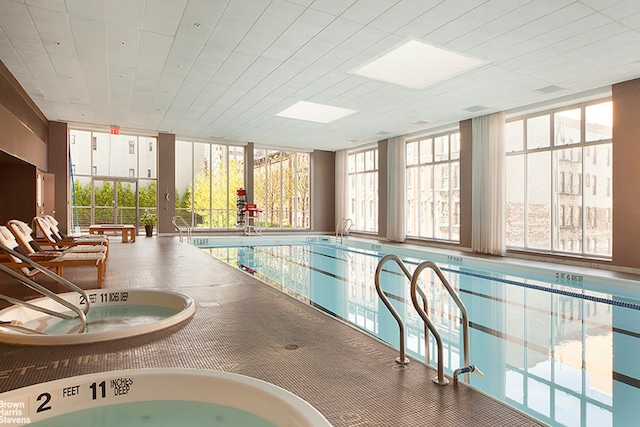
[348, 147, 379, 234]
[405, 130, 460, 242]
[505, 99, 612, 258]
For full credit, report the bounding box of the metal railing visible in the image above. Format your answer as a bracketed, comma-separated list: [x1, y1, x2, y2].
[409, 261, 470, 385]
[374, 254, 430, 365]
[335, 218, 353, 243]
[0, 244, 89, 335]
[172, 216, 192, 243]
[374, 254, 478, 386]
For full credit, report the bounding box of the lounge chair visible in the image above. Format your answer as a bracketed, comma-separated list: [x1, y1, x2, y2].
[43, 215, 108, 244]
[0, 225, 106, 288]
[9, 219, 107, 257]
[33, 216, 109, 256]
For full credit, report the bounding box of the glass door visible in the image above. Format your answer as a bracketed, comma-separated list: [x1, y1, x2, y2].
[92, 179, 138, 225]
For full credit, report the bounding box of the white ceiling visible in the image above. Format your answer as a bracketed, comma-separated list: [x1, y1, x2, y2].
[1, 0, 639, 151]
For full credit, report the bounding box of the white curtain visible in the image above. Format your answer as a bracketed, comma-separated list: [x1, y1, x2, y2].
[472, 112, 506, 255]
[335, 149, 348, 230]
[386, 136, 407, 242]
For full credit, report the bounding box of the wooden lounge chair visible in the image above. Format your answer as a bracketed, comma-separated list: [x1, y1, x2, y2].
[43, 215, 109, 244]
[33, 216, 109, 256]
[1, 225, 106, 288]
[9, 219, 107, 258]
[0, 226, 61, 279]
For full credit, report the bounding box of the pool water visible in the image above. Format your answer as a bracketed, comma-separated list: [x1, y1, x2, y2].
[201, 238, 640, 427]
[28, 400, 276, 427]
[24, 305, 179, 335]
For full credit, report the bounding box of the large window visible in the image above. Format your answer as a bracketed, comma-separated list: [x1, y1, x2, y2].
[406, 131, 460, 242]
[69, 130, 157, 229]
[348, 148, 378, 233]
[253, 149, 310, 229]
[175, 141, 244, 229]
[506, 100, 612, 257]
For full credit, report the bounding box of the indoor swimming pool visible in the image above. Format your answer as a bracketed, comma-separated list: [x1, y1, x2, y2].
[196, 236, 640, 427]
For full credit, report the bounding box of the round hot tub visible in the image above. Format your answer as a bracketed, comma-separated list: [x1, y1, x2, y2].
[0, 289, 195, 345]
[0, 369, 332, 426]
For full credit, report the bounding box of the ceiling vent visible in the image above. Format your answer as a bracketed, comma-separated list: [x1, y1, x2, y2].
[375, 131, 392, 136]
[534, 85, 564, 94]
[463, 105, 487, 113]
[412, 119, 432, 125]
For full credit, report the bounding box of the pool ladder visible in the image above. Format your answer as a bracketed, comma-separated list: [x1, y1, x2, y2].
[0, 243, 90, 335]
[172, 216, 192, 243]
[374, 254, 481, 385]
[335, 218, 353, 244]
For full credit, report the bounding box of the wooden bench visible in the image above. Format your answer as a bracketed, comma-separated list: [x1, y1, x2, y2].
[89, 224, 137, 243]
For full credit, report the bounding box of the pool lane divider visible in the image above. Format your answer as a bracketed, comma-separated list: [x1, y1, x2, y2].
[310, 243, 640, 312]
[219, 244, 640, 391]
[242, 244, 639, 340]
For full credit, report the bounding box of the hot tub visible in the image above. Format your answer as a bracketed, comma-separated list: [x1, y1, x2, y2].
[0, 289, 195, 345]
[0, 369, 332, 426]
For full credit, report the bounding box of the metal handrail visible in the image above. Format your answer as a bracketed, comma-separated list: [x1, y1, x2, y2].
[374, 254, 430, 365]
[0, 244, 89, 334]
[410, 261, 470, 385]
[172, 216, 192, 243]
[335, 218, 353, 243]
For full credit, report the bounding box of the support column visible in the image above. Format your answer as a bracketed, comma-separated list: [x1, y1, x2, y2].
[157, 133, 175, 234]
[459, 119, 473, 250]
[612, 78, 640, 269]
[48, 121, 68, 233]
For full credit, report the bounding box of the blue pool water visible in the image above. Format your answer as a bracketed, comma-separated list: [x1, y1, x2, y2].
[29, 400, 275, 427]
[26, 305, 179, 335]
[197, 236, 640, 427]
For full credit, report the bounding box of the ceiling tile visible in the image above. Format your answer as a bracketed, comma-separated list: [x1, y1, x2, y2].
[340, 0, 400, 25]
[106, 0, 145, 28]
[309, 0, 358, 16]
[262, 8, 336, 61]
[142, 0, 188, 36]
[66, 0, 105, 21]
[107, 24, 141, 68]
[1, 0, 639, 150]
[235, 0, 306, 57]
[70, 16, 107, 62]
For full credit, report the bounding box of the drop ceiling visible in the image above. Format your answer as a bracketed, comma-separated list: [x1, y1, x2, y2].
[1, 0, 639, 151]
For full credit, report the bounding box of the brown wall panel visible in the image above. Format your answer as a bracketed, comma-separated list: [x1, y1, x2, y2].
[459, 119, 473, 250]
[310, 150, 335, 232]
[377, 139, 388, 239]
[0, 104, 47, 170]
[0, 60, 48, 144]
[612, 78, 640, 269]
[48, 121, 68, 233]
[0, 163, 36, 224]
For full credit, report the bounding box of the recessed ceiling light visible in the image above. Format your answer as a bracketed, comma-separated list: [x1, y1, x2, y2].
[376, 131, 392, 136]
[276, 101, 357, 124]
[351, 39, 485, 90]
